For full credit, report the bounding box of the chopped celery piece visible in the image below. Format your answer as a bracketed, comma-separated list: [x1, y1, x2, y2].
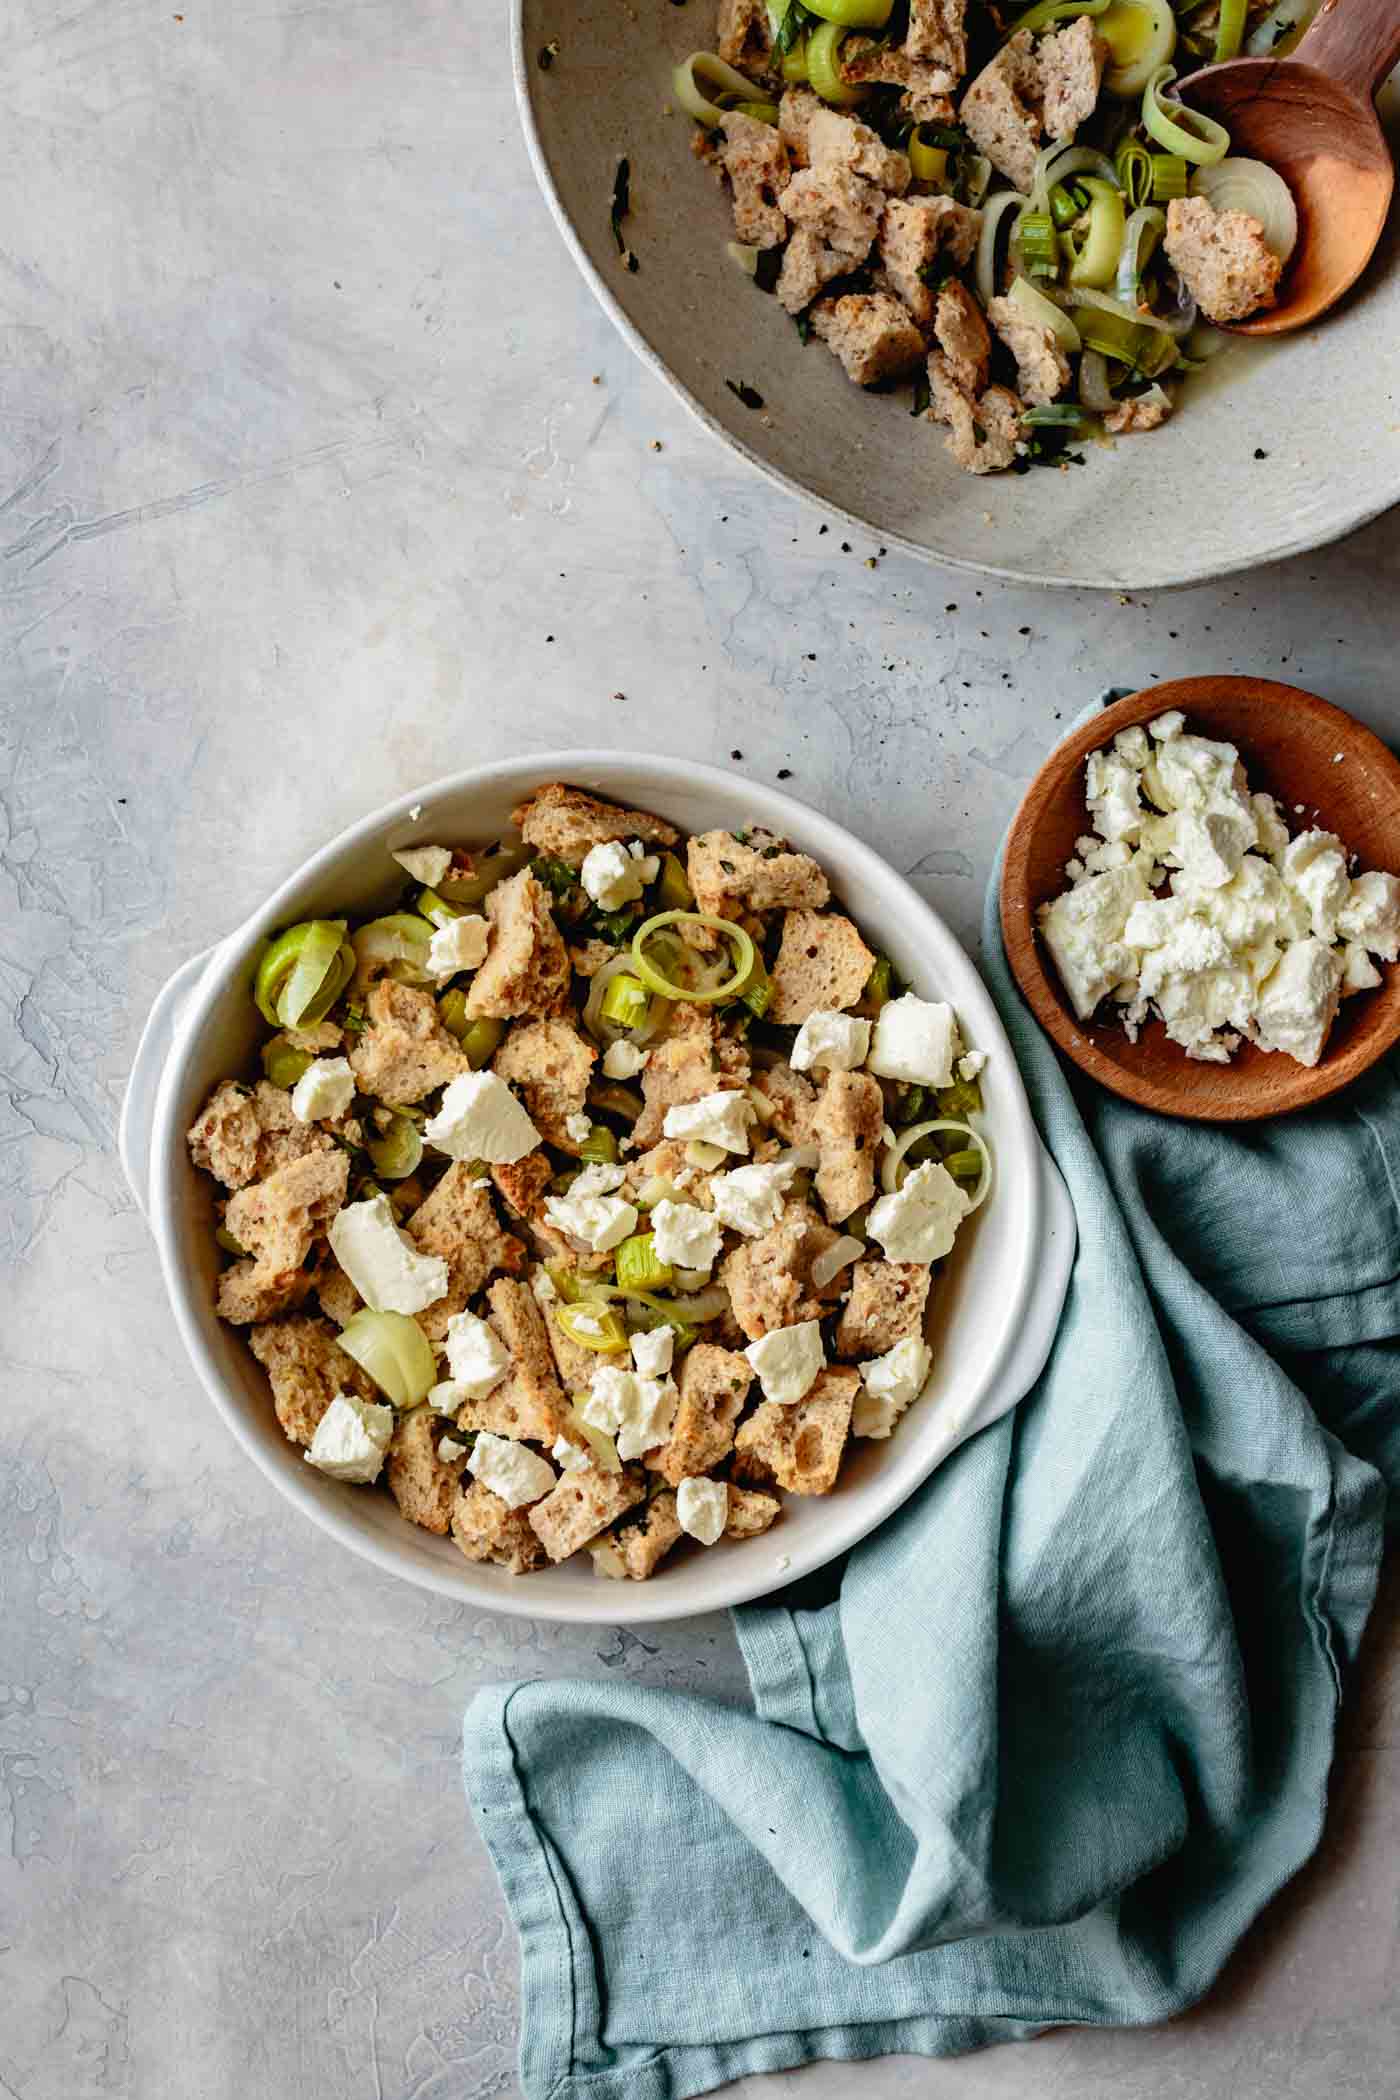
[253, 920, 354, 1029]
[416, 887, 461, 927]
[215, 1226, 248, 1257]
[615, 1232, 674, 1294]
[367, 1116, 424, 1180]
[1149, 152, 1188, 200]
[890, 1082, 928, 1126]
[803, 0, 892, 25]
[909, 132, 948, 184]
[599, 972, 651, 1029]
[656, 850, 694, 912]
[461, 1016, 505, 1069]
[579, 1124, 619, 1165]
[1018, 210, 1059, 271]
[437, 988, 470, 1040]
[261, 1037, 314, 1089]
[589, 1081, 644, 1124]
[545, 1261, 581, 1304]
[944, 1148, 983, 1181]
[736, 953, 772, 1019]
[556, 1302, 629, 1352]
[859, 955, 894, 1016]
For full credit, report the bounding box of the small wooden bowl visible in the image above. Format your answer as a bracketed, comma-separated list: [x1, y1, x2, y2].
[1000, 677, 1400, 1122]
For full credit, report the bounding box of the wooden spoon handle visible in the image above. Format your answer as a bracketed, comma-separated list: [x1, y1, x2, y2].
[1293, 0, 1400, 99]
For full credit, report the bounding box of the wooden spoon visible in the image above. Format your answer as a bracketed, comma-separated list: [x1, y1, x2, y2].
[1177, 0, 1400, 334]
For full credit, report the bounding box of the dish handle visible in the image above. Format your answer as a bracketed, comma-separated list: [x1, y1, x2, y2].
[119, 946, 217, 1223]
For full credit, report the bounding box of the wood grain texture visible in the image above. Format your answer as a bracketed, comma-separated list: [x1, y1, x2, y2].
[1179, 0, 1400, 336]
[1000, 678, 1400, 1123]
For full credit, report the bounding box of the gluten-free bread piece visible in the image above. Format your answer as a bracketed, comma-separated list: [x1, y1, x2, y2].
[492, 1017, 597, 1152]
[986, 294, 1071, 406]
[925, 357, 1023, 474]
[405, 1163, 526, 1342]
[769, 909, 877, 1024]
[719, 112, 792, 248]
[1163, 195, 1282, 323]
[810, 291, 928, 387]
[778, 84, 823, 167]
[806, 108, 911, 195]
[835, 1259, 931, 1357]
[733, 1368, 859, 1495]
[812, 1070, 884, 1224]
[647, 1344, 754, 1486]
[934, 281, 992, 397]
[839, 40, 959, 123]
[1038, 15, 1106, 139]
[451, 1480, 546, 1574]
[907, 0, 968, 73]
[717, 0, 775, 71]
[960, 31, 1042, 193]
[215, 1257, 318, 1326]
[510, 782, 678, 864]
[316, 1260, 362, 1327]
[528, 1467, 647, 1563]
[188, 1079, 335, 1189]
[724, 1486, 783, 1539]
[750, 1063, 820, 1145]
[220, 1149, 349, 1319]
[878, 198, 983, 331]
[597, 1491, 685, 1581]
[466, 868, 572, 1020]
[687, 830, 831, 922]
[778, 165, 885, 262]
[348, 978, 471, 1106]
[633, 1003, 750, 1150]
[249, 1315, 376, 1446]
[451, 1277, 570, 1444]
[387, 1407, 469, 1535]
[721, 1200, 845, 1339]
[777, 228, 852, 316]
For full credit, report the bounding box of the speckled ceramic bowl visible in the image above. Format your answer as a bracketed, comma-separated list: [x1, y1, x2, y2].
[121, 754, 1074, 1624]
[512, 5, 1400, 589]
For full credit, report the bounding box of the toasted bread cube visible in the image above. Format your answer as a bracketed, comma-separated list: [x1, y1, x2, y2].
[721, 1200, 844, 1340]
[687, 830, 831, 922]
[451, 1480, 546, 1574]
[647, 1344, 754, 1486]
[492, 1017, 597, 1152]
[454, 1278, 569, 1444]
[778, 85, 823, 168]
[316, 1260, 362, 1327]
[839, 39, 958, 123]
[986, 294, 1070, 407]
[776, 228, 851, 316]
[769, 910, 877, 1024]
[215, 1258, 317, 1326]
[189, 1078, 338, 1190]
[733, 1368, 858, 1495]
[528, 1467, 647, 1562]
[509, 783, 677, 865]
[717, 0, 774, 71]
[778, 165, 885, 264]
[387, 1406, 469, 1535]
[1163, 194, 1282, 324]
[879, 197, 983, 331]
[634, 1004, 749, 1149]
[834, 1259, 931, 1357]
[608, 1491, 685, 1580]
[724, 1486, 783, 1539]
[810, 291, 927, 387]
[960, 31, 1042, 193]
[812, 1070, 883, 1224]
[404, 1162, 526, 1341]
[907, 0, 967, 73]
[348, 978, 471, 1106]
[925, 357, 1024, 475]
[719, 111, 791, 249]
[806, 109, 911, 195]
[466, 868, 572, 1021]
[934, 281, 991, 396]
[249, 1315, 375, 1447]
[749, 1063, 819, 1145]
[221, 1147, 348, 1301]
[1039, 15, 1106, 140]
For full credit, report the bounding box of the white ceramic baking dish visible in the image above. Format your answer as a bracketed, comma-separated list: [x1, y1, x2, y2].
[120, 754, 1075, 1623]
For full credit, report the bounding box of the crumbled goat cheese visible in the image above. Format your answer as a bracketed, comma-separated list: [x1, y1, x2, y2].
[852, 1335, 933, 1438]
[468, 1432, 556, 1509]
[602, 1039, 650, 1079]
[443, 1310, 511, 1396]
[328, 1193, 450, 1315]
[676, 1476, 729, 1546]
[866, 995, 961, 1088]
[544, 1163, 639, 1254]
[304, 1392, 395, 1484]
[867, 1161, 970, 1265]
[710, 1160, 797, 1238]
[424, 1072, 541, 1163]
[580, 1363, 678, 1459]
[790, 1010, 872, 1073]
[565, 1110, 594, 1145]
[663, 1090, 754, 1155]
[427, 915, 489, 979]
[630, 1326, 674, 1378]
[552, 1435, 591, 1473]
[393, 844, 451, 886]
[650, 1199, 723, 1272]
[581, 839, 659, 910]
[290, 1056, 356, 1125]
[744, 1320, 825, 1406]
[1038, 715, 1398, 1067]
[956, 1050, 986, 1083]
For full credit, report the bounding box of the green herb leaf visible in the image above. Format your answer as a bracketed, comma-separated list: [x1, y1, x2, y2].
[774, 1, 812, 58]
[610, 159, 637, 272]
[725, 378, 765, 410]
[537, 39, 559, 69]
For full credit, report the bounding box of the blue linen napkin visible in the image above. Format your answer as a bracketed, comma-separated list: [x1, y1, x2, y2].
[462, 831, 1400, 2100]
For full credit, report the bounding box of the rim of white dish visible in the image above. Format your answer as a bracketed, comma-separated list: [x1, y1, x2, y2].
[508, 6, 1397, 593]
[148, 752, 1045, 1622]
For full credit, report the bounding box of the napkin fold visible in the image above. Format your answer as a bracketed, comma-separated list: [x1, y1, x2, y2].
[462, 830, 1400, 2100]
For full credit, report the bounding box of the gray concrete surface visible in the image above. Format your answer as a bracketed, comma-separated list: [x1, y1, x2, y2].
[2, 6, 1398, 2097]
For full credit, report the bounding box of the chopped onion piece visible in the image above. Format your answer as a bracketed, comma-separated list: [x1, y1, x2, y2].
[880, 1119, 993, 1211]
[1190, 157, 1298, 261]
[810, 1234, 865, 1289]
